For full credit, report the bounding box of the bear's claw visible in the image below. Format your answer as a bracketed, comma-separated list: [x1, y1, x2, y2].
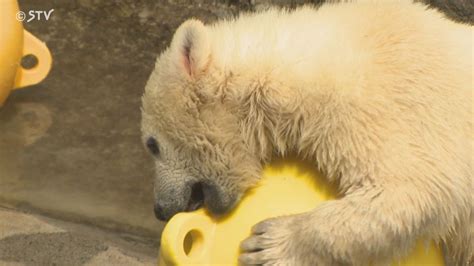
[239, 215, 300, 265]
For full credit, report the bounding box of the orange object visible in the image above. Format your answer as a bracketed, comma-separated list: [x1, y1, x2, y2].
[0, 0, 52, 106]
[158, 159, 444, 265]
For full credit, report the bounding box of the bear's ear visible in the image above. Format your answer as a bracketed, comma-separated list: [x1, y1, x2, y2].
[170, 19, 211, 78]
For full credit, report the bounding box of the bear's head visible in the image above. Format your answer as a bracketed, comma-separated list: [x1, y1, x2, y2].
[141, 20, 263, 221]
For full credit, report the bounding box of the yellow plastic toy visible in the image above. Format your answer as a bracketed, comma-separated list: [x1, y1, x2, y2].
[158, 159, 444, 265]
[0, 0, 52, 106]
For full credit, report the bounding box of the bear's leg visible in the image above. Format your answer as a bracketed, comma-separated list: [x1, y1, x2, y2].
[239, 185, 447, 265]
[443, 213, 474, 265]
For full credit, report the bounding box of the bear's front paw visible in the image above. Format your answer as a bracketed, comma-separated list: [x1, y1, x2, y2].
[239, 215, 296, 265]
[239, 214, 328, 265]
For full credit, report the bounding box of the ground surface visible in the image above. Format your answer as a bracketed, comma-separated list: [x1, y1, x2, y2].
[0, 207, 156, 266]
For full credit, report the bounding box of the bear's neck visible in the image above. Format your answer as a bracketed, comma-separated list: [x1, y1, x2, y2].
[235, 76, 323, 164]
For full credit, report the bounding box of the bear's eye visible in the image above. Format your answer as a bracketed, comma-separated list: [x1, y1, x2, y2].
[146, 137, 160, 156]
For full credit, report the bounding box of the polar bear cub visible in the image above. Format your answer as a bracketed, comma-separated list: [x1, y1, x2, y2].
[141, 1, 473, 264]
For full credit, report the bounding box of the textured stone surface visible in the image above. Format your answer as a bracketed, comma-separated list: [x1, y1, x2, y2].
[423, 0, 474, 24]
[0, 207, 155, 266]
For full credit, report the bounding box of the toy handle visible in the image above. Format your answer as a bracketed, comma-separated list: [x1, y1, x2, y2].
[160, 210, 215, 265]
[14, 30, 52, 89]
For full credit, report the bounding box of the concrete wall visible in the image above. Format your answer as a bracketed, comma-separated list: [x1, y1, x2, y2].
[0, 0, 471, 242]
